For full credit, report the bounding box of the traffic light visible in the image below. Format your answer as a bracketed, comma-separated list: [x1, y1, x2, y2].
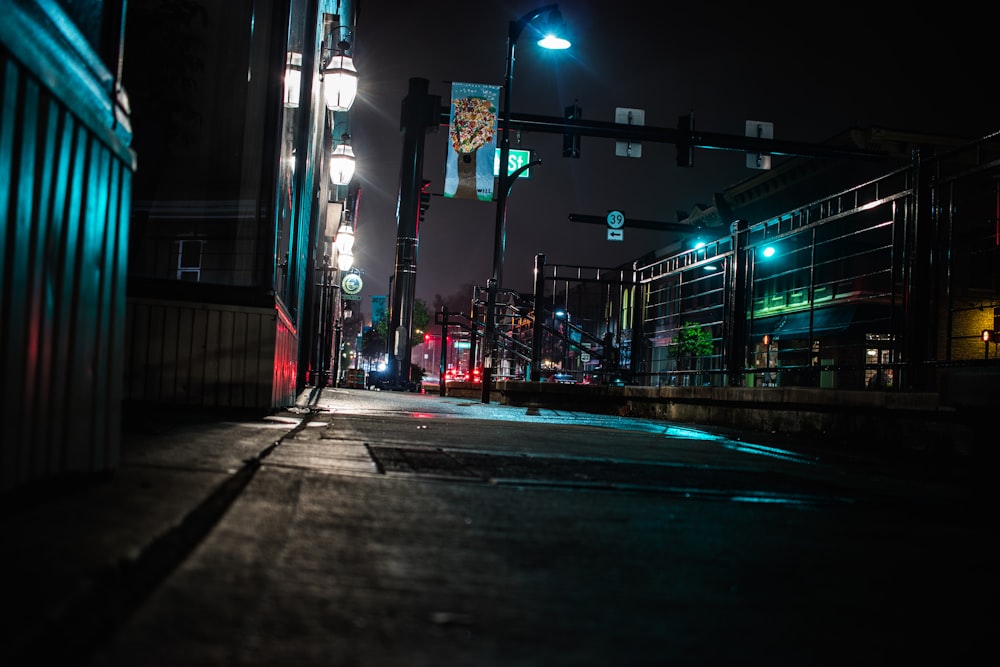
[677, 111, 694, 167]
[563, 102, 581, 158]
[419, 178, 431, 222]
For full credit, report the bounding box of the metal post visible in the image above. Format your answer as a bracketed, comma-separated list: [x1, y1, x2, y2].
[531, 253, 546, 381]
[332, 315, 343, 387]
[482, 20, 517, 402]
[482, 5, 559, 400]
[628, 262, 644, 385]
[439, 307, 448, 396]
[725, 219, 748, 386]
[389, 77, 439, 389]
[481, 278, 498, 403]
[901, 148, 934, 390]
[468, 295, 478, 376]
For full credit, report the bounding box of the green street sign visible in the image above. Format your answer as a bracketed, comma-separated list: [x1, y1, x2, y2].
[493, 148, 532, 179]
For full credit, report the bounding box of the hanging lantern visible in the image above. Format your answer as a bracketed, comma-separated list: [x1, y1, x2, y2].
[330, 134, 356, 185]
[337, 247, 354, 271]
[323, 50, 358, 112]
[335, 221, 355, 255]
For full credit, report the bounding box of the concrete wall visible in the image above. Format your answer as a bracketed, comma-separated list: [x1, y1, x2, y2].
[439, 381, 987, 461]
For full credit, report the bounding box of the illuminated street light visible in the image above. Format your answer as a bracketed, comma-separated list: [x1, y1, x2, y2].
[482, 4, 570, 403]
[322, 41, 358, 111]
[336, 247, 353, 271]
[335, 219, 355, 255]
[330, 133, 356, 185]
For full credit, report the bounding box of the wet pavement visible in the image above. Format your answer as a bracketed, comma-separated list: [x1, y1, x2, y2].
[2, 387, 991, 666]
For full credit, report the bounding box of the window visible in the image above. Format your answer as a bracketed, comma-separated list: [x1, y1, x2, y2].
[175, 239, 205, 281]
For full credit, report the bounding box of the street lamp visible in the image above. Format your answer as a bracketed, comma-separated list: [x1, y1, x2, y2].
[330, 133, 356, 185]
[335, 218, 355, 270]
[481, 4, 570, 403]
[322, 40, 358, 112]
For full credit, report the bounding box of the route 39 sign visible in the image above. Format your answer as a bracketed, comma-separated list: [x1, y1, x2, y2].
[607, 210, 625, 241]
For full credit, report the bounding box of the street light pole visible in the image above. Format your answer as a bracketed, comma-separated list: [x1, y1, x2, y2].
[481, 4, 569, 404]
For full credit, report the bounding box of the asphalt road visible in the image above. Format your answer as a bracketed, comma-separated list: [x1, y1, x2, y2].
[79, 388, 989, 666]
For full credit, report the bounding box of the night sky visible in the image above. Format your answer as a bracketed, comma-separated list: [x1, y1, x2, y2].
[349, 1, 997, 310]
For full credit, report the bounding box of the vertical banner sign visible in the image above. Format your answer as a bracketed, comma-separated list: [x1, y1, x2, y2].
[444, 82, 500, 202]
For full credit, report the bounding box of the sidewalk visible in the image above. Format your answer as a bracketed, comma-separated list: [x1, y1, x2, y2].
[2, 400, 313, 664]
[1, 388, 988, 665]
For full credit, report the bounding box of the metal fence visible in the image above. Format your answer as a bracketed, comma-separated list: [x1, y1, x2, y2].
[457, 133, 1000, 395]
[630, 132, 1000, 392]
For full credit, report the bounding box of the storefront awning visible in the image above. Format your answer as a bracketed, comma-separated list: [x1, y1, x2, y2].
[751, 306, 855, 338]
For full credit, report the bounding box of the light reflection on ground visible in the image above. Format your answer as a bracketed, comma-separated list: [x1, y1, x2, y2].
[320, 389, 818, 466]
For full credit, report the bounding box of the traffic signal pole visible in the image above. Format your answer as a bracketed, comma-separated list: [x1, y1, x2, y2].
[387, 81, 887, 391]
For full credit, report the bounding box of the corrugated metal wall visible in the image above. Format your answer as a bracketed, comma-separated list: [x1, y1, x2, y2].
[1, 41, 134, 492]
[124, 299, 298, 410]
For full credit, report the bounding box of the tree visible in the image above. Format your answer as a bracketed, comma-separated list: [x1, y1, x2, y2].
[360, 327, 386, 370]
[668, 322, 714, 384]
[368, 299, 431, 385]
[433, 283, 477, 317]
[412, 298, 430, 334]
[374, 298, 430, 339]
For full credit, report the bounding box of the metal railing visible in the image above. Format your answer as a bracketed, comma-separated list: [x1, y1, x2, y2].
[475, 133, 1000, 393]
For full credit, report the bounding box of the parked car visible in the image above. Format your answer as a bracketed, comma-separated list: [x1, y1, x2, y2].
[366, 370, 419, 392]
[547, 372, 576, 384]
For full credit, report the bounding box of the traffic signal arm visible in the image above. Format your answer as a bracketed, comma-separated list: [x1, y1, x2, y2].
[437, 109, 886, 162]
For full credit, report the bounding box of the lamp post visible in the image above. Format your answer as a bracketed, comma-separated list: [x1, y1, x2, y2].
[329, 217, 355, 387]
[481, 4, 570, 403]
